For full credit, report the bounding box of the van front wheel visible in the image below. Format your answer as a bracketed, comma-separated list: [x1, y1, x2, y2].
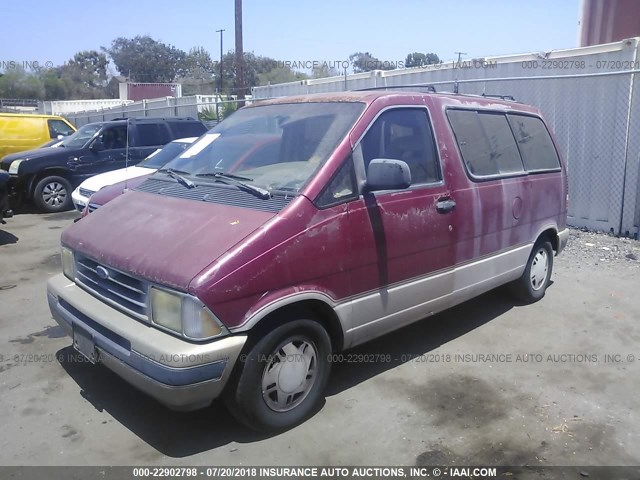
[33, 176, 72, 213]
[225, 319, 332, 432]
[509, 239, 554, 303]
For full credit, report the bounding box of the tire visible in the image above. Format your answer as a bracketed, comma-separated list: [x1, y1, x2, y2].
[33, 176, 73, 213]
[224, 319, 332, 432]
[508, 238, 554, 303]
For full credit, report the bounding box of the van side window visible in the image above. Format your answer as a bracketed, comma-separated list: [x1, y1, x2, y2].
[361, 109, 441, 184]
[507, 114, 561, 171]
[47, 119, 74, 138]
[316, 156, 358, 208]
[447, 110, 524, 177]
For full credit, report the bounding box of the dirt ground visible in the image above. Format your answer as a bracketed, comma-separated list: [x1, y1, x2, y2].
[1, 211, 639, 469]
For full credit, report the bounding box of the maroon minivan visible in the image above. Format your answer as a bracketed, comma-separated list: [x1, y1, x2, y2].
[48, 91, 568, 431]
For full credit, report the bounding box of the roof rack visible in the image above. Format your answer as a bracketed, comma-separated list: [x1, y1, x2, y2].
[354, 84, 518, 102]
[355, 84, 437, 93]
[480, 93, 517, 102]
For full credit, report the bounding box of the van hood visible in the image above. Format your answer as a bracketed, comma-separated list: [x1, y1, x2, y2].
[61, 190, 276, 291]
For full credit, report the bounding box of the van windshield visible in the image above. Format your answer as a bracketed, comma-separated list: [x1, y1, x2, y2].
[59, 123, 103, 148]
[160, 102, 364, 193]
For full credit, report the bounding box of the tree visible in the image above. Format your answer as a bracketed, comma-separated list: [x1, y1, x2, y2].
[40, 69, 69, 100]
[311, 64, 339, 79]
[104, 36, 187, 82]
[0, 67, 44, 99]
[184, 47, 216, 80]
[105, 76, 122, 99]
[405, 52, 441, 68]
[49, 50, 110, 99]
[258, 66, 308, 85]
[219, 52, 280, 94]
[348, 52, 394, 73]
[66, 50, 108, 87]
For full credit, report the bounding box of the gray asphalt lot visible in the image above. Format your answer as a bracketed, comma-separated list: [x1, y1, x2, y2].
[1, 211, 640, 467]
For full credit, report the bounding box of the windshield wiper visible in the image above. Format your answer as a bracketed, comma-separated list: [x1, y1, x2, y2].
[195, 172, 270, 199]
[157, 168, 195, 189]
[197, 172, 254, 181]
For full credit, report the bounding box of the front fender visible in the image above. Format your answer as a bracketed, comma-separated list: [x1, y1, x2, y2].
[229, 288, 342, 332]
[228, 287, 353, 350]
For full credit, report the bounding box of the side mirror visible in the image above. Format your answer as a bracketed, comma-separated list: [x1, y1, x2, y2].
[56, 134, 64, 140]
[90, 139, 105, 152]
[365, 159, 412, 191]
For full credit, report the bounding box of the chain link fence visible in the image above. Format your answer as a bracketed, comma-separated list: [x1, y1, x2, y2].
[55, 40, 640, 237]
[402, 71, 639, 238]
[251, 39, 640, 238]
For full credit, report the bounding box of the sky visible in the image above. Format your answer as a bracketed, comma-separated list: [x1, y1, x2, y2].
[0, 0, 581, 75]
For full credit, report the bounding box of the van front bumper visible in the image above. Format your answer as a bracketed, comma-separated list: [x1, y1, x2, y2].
[47, 274, 247, 411]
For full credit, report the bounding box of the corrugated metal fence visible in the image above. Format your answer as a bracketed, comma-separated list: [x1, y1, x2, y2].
[63, 95, 237, 128]
[251, 39, 640, 238]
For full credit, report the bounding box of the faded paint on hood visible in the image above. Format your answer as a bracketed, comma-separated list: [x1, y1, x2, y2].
[62, 190, 276, 291]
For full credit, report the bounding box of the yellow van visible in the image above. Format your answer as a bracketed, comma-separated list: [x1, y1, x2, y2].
[0, 113, 76, 159]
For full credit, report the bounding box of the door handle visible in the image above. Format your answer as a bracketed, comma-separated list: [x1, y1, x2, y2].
[436, 198, 456, 214]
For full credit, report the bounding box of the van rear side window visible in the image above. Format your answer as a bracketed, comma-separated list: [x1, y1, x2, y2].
[447, 109, 524, 177]
[507, 114, 561, 171]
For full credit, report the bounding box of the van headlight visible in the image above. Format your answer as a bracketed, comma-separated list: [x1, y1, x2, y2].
[149, 287, 227, 340]
[61, 246, 76, 281]
[9, 159, 24, 174]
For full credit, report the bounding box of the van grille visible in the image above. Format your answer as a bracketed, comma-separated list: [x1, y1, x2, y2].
[75, 255, 149, 321]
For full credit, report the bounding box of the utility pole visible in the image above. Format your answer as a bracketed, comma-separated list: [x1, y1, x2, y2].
[235, 0, 245, 105]
[453, 52, 466, 94]
[454, 52, 467, 64]
[216, 29, 225, 94]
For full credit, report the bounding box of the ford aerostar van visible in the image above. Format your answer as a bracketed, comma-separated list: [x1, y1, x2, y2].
[47, 91, 568, 431]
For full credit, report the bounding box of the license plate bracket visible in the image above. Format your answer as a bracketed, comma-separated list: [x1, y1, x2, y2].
[73, 324, 96, 363]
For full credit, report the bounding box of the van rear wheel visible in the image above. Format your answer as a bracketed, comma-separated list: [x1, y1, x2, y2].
[224, 319, 331, 432]
[33, 176, 72, 213]
[508, 238, 554, 303]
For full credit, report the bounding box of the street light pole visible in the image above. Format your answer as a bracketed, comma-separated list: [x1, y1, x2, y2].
[216, 29, 225, 94]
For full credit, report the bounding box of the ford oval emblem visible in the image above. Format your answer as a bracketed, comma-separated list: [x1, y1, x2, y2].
[96, 266, 110, 280]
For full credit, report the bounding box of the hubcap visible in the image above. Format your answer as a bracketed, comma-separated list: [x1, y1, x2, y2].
[530, 248, 549, 291]
[261, 339, 317, 412]
[42, 182, 67, 207]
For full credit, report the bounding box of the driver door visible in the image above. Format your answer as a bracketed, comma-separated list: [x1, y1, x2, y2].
[345, 107, 458, 344]
[73, 125, 128, 180]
